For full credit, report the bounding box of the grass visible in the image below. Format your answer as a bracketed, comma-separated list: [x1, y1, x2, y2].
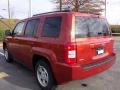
[0, 19, 19, 41]
[0, 30, 5, 41]
[0, 19, 19, 30]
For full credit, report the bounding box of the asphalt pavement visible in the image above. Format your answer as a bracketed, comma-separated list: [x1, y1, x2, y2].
[0, 39, 120, 90]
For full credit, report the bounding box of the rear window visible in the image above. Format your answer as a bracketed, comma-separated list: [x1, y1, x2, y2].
[75, 17, 111, 38]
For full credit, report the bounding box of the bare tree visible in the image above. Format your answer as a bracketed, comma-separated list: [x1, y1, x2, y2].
[53, 0, 105, 14]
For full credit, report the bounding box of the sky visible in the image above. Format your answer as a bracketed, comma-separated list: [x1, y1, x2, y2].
[0, 0, 120, 25]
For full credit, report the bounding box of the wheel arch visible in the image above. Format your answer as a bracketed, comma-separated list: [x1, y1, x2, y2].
[32, 54, 52, 70]
[32, 54, 57, 84]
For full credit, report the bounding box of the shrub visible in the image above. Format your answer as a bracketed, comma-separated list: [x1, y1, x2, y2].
[0, 19, 19, 41]
[0, 29, 5, 41]
[111, 25, 120, 33]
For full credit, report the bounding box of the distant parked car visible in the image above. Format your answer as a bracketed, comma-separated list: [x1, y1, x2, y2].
[3, 11, 116, 90]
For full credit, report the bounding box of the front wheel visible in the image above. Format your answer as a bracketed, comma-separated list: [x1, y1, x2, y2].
[35, 60, 56, 90]
[4, 48, 13, 63]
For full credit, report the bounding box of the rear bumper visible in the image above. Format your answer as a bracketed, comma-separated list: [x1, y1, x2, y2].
[55, 54, 116, 84]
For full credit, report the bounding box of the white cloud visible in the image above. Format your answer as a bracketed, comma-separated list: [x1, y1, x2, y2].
[31, 0, 55, 14]
[0, 0, 54, 19]
[106, 0, 120, 24]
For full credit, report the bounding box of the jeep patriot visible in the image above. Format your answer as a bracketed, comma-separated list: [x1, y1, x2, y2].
[3, 11, 116, 90]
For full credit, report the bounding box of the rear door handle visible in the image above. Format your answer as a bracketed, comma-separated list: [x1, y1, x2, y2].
[14, 39, 19, 42]
[90, 44, 95, 49]
[90, 43, 105, 49]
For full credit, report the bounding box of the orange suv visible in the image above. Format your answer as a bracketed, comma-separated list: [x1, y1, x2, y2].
[3, 11, 116, 90]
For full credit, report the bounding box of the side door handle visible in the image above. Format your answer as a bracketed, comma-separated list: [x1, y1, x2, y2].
[30, 42, 35, 45]
[90, 44, 95, 49]
[15, 39, 19, 42]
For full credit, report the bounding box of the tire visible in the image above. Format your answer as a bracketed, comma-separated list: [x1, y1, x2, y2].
[4, 47, 13, 63]
[35, 60, 56, 90]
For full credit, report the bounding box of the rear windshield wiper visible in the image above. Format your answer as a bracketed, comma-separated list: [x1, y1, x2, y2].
[98, 32, 103, 36]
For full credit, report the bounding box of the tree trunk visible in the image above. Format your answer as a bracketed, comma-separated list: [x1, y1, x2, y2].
[60, 0, 62, 11]
[74, 0, 79, 12]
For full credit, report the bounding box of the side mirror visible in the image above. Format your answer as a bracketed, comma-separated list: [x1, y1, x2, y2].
[5, 30, 12, 36]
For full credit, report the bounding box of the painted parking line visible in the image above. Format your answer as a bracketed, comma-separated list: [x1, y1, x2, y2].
[0, 52, 4, 56]
[0, 72, 9, 79]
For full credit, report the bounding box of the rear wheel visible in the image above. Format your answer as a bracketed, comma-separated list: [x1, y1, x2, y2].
[4, 48, 13, 63]
[35, 60, 56, 90]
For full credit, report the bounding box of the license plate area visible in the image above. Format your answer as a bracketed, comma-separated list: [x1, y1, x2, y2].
[96, 47, 104, 55]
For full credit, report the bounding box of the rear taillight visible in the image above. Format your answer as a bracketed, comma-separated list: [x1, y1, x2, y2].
[64, 43, 76, 64]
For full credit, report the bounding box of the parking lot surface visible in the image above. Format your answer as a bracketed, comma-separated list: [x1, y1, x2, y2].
[0, 37, 120, 90]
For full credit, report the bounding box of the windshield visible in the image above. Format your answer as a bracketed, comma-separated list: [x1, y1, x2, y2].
[75, 17, 111, 38]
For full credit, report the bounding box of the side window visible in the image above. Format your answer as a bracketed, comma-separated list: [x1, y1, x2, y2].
[42, 16, 62, 37]
[13, 22, 25, 36]
[25, 19, 40, 37]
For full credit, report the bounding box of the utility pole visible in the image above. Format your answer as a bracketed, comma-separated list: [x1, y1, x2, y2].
[105, 0, 106, 17]
[29, 0, 31, 17]
[7, 0, 11, 28]
[60, 0, 62, 11]
[8, 0, 11, 19]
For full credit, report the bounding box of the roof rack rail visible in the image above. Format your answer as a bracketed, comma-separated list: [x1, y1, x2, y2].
[33, 10, 71, 17]
[80, 10, 101, 15]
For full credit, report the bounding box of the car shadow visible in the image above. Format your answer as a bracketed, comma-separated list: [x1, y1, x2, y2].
[0, 54, 40, 90]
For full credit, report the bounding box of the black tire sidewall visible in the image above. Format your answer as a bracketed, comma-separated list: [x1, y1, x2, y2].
[4, 48, 12, 62]
[35, 61, 55, 90]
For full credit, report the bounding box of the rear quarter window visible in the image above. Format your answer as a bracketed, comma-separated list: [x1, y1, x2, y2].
[42, 16, 62, 37]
